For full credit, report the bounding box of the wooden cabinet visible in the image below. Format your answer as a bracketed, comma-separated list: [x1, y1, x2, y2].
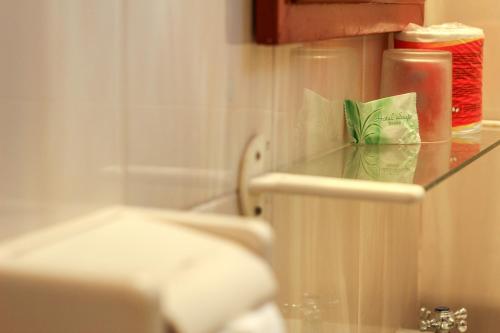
[255, 0, 425, 44]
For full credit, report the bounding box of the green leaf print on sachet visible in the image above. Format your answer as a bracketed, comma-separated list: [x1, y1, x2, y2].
[344, 100, 382, 144]
[344, 93, 421, 145]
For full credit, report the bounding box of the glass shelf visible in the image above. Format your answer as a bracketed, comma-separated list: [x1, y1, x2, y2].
[280, 128, 500, 191]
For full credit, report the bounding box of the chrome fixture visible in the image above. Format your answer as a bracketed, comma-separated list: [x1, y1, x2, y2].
[420, 306, 468, 333]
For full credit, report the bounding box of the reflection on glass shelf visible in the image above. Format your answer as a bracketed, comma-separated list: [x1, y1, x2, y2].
[343, 144, 420, 184]
[282, 128, 500, 190]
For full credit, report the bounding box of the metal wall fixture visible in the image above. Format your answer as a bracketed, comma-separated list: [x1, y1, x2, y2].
[420, 306, 468, 333]
[238, 135, 425, 216]
[238, 121, 500, 217]
[483, 119, 500, 128]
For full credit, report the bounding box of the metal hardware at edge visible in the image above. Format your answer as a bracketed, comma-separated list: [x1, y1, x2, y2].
[238, 135, 425, 217]
[420, 306, 468, 333]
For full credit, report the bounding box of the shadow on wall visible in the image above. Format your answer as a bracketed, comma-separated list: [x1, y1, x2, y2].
[225, 0, 254, 44]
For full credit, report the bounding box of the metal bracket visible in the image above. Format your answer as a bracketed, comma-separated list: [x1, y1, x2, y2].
[238, 135, 271, 217]
[483, 119, 500, 129]
[238, 135, 426, 216]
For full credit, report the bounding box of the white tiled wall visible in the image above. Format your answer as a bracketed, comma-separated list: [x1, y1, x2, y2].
[0, 1, 123, 240]
[123, 0, 388, 211]
[123, 0, 274, 209]
[0, 1, 388, 231]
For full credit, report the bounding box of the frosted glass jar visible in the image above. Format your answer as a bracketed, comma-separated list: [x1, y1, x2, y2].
[380, 49, 452, 143]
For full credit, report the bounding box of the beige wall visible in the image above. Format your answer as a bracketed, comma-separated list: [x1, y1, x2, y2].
[272, 194, 420, 332]
[423, 2, 500, 329]
[420, 139, 500, 332]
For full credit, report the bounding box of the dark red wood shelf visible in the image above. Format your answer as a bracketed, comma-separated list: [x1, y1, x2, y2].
[255, 0, 425, 44]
